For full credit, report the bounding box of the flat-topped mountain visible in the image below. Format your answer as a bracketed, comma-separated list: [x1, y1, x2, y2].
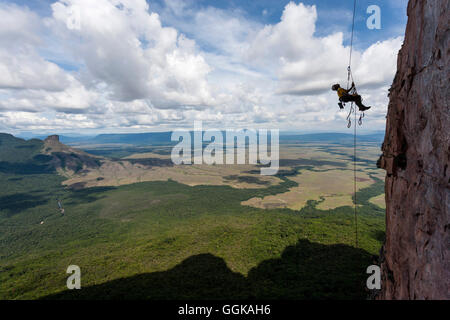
[42, 135, 102, 174]
[0, 133, 101, 176]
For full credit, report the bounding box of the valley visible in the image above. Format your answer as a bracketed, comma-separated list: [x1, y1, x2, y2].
[0, 132, 386, 300]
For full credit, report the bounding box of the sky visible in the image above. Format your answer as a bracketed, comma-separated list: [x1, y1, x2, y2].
[0, 0, 408, 135]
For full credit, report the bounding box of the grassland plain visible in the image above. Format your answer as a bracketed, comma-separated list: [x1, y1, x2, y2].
[369, 194, 387, 209]
[242, 169, 375, 210]
[0, 178, 385, 299]
[0, 136, 386, 300]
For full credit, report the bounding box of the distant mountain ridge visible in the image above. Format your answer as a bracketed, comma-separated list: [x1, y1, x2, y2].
[36, 132, 173, 146]
[32, 131, 384, 146]
[3, 131, 385, 150]
[280, 132, 384, 144]
[83, 132, 173, 145]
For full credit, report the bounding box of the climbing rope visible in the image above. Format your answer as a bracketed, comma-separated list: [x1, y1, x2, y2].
[347, 0, 357, 89]
[346, 104, 354, 128]
[348, 0, 359, 248]
[353, 97, 359, 249]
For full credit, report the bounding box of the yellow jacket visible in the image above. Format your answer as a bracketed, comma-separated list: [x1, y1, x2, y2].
[337, 88, 348, 98]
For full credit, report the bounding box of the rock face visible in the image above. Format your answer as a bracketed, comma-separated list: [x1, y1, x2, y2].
[379, 0, 449, 299]
[44, 135, 60, 143]
[42, 134, 102, 174]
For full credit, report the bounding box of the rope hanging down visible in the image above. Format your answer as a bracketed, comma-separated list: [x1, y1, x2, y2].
[346, 0, 363, 129]
[348, 0, 359, 249]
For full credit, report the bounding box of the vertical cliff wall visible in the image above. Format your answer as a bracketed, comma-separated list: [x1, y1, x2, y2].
[379, 0, 449, 299]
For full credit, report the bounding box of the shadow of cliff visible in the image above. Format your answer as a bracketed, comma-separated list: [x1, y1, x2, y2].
[0, 193, 49, 217]
[42, 239, 371, 300]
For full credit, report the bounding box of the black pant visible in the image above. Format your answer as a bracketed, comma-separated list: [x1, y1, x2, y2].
[340, 94, 367, 110]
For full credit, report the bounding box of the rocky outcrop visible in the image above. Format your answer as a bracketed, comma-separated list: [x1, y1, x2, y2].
[43, 135, 102, 173]
[379, 0, 449, 299]
[44, 135, 60, 143]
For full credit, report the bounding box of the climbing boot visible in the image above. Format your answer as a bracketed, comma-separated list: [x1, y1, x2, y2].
[359, 106, 371, 112]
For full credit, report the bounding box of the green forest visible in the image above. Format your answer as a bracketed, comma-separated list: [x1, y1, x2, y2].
[0, 133, 385, 300]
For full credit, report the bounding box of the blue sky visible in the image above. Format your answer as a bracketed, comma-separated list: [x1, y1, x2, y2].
[0, 0, 408, 134]
[154, 0, 407, 47]
[11, 0, 407, 50]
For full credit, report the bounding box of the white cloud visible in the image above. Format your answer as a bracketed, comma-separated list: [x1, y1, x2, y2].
[247, 2, 318, 65]
[0, 52, 73, 92]
[354, 37, 403, 90]
[245, 2, 402, 97]
[0, 4, 73, 92]
[0, 0, 404, 133]
[50, 0, 214, 108]
[0, 3, 42, 46]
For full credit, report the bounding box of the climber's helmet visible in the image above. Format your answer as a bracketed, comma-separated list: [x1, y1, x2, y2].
[332, 84, 340, 91]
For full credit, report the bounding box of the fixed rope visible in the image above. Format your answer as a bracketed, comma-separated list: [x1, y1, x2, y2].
[348, 0, 359, 248]
[353, 94, 359, 249]
[348, 0, 357, 86]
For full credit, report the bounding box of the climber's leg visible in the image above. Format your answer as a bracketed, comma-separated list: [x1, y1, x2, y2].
[353, 95, 371, 111]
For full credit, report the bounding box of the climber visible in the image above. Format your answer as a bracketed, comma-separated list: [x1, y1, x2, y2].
[332, 83, 371, 112]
